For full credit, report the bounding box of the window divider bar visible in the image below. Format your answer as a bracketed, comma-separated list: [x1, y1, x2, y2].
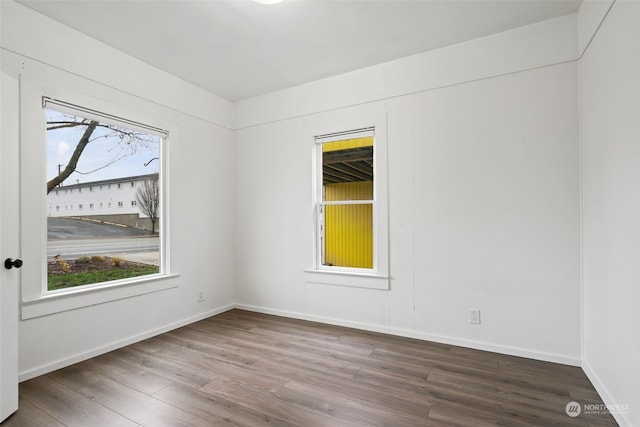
[320, 200, 374, 206]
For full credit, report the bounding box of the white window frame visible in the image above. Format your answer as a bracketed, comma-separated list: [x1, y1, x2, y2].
[305, 114, 389, 290]
[19, 76, 178, 319]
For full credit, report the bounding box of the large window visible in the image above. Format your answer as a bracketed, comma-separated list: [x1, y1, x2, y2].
[20, 77, 177, 319]
[309, 118, 389, 290]
[44, 99, 164, 292]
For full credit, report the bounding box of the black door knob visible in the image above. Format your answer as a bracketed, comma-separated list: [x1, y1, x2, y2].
[4, 258, 23, 269]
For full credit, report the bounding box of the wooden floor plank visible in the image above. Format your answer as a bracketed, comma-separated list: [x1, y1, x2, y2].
[18, 377, 138, 427]
[200, 376, 362, 427]
[425, 369, 586, 426]
[275, 380, 427, 427]
[75, 352, 174, 395]
[48, 365, 225, 427]
[1, 399, 66, 427]
[8, 309, 618, 426]
[277, 370, 432, 425]
[152, 382, 294, 427]
[353, 365, 433, 396]
[111, 346, 217, 389]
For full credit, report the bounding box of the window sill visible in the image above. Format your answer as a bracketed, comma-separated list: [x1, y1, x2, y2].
[21, 273, 180, 320]
[304, 269, 389, 290]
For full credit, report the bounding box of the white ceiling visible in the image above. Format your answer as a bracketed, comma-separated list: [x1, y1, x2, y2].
[19, 0, 582, 101]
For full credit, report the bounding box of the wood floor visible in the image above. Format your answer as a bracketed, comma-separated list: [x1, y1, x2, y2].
[3, 310, 618, 426]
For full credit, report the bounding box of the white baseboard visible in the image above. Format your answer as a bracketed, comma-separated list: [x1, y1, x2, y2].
[234, 304, 582, 367]
[18, 304, 235, 382]
[582, 359, 633, 427]
[18, 301, 583, 383]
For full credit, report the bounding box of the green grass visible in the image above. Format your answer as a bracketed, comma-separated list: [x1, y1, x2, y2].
[48, 264, 159, 291]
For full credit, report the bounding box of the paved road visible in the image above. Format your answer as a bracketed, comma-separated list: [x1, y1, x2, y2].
[47, 218, 159, 264]
[48, 217, 149, 240]
[48, 237, 159, 262]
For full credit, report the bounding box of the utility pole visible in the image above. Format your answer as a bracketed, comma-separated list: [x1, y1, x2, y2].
[57, 164, 64, 186]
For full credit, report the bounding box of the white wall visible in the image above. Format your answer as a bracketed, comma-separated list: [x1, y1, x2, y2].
[1, 1, 235, 379]
[235, 18, 582, 364]
[580, 1, 640, 426]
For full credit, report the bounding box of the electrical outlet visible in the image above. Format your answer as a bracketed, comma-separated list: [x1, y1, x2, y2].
[197, 290, 205, 302]
[469, 309, 481, 325]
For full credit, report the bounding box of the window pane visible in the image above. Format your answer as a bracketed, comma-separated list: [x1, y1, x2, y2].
[46, 108, 161, 291]
[322, 136, 373, 201]
[324, 181, 373, 202]
[322, 203, 373, 269]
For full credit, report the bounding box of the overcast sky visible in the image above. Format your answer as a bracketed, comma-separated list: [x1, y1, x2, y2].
[46, 109, 160, 186]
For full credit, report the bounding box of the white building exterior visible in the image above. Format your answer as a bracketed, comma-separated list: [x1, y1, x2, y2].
[47, 173, 158, 218]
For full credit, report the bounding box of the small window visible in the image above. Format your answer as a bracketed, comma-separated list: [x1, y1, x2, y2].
[78, 204, 83, 210]
[89, 203, 94, 209]
[131, 182, 135, 187]
[117, 201, 123, 207]
[315, 130, 374, 270]
[117, 183, 121, 189]
[307, 115, 389, 290]
[131, 200, 137, 207]
[89, 186, 93, 192]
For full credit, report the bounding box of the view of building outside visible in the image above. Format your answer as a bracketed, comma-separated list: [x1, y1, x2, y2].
[319, 135, 374, 269]
[45, 106, 162, 291]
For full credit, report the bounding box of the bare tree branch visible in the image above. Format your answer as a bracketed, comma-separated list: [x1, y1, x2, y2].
[46, 112, 158, 192]
[47, 122, 91, 131]
[74, 153, 129, 175]
[47, 120, 98, 193]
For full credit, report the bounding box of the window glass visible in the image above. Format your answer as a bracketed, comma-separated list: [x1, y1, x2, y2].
[45, 107, 162, 292]
[322, 137, 373, 202]
[317, 134, 374, 270]
[323, 204, 373, 268]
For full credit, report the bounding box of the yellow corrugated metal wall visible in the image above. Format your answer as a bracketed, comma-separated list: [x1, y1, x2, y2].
[322, 136, 372, 152]
[322, 136, 373, 269]
[324, 182, 373, 268]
